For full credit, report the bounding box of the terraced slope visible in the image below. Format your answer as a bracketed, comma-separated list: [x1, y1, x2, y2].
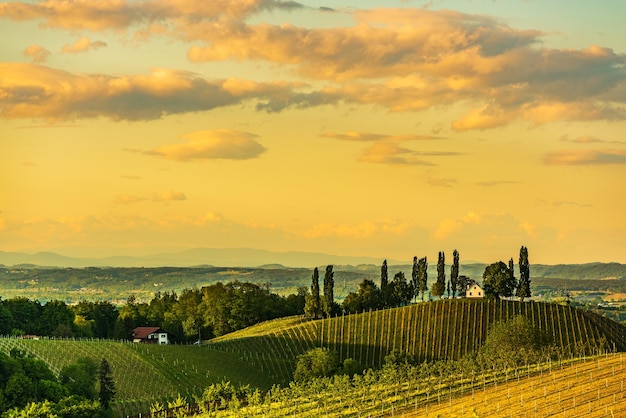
[209, 299, 626, 385]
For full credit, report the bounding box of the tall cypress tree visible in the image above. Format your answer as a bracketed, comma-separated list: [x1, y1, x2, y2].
[431, 251, 446, 298]
[516, 246, 531, 301]
[418, 256, 428, 301]
[411, 256, 419, 302]
[323, 265, 335, 317]
[450, 249, 459, 299]
[99, 357, 116, 409]
[304, 267, 321, 318]
[380, 260, 388, 291]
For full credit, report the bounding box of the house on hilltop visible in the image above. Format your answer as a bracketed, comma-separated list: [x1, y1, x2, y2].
[132, 327, 170, 345]
[466, 280, 484, 299]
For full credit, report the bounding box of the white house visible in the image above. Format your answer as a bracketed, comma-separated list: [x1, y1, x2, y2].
[466, 281, 484, 299]
[132, 327, 170, 345]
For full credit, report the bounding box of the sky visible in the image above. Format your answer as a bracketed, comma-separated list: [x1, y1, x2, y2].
[1, 0, 625, 265]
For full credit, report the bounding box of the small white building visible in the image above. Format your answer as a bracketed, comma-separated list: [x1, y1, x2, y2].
[132, 327, 170, 345]
[466, 282, 484, 299]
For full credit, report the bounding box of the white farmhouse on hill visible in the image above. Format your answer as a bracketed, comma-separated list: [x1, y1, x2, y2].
[466, 281, 484, 299]
[132, 327, 170, 345]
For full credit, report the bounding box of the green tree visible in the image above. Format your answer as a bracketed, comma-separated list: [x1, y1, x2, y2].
[516, 246, 531, 301]
[98, 358, 115, 409]
[59, 357, 97, 400]
[380, 260, 388, 291]
[478, 315, 550, 367]
[417, 257, 428, 301]
[342, 279, 381, 313]
[430, 251, 446, 298]
[411, 256, 419, 302]
[293, 348, 339, 382]
[388, 272, 413, 307]
[322, 265, 335, 317]
[450, 249, 459, 299]
[457, 275, 470, 297]
[482, 261, 516, 300]
[304, 268, 322, 319]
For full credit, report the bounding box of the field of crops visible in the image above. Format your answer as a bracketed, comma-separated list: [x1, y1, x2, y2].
[209, 299, 626, 385]
[0, 337, 273, 417]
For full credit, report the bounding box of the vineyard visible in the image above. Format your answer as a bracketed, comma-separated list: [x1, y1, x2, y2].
[199, 353, 626, 417]
[0, 338, 273, 417]
[208, 299, 626, 385]
[406, 353, 626, 417]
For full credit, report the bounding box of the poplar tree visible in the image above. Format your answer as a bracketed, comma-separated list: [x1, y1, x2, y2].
[418, 257, 428, 301]
[304, 267, 321, 318]
[516, 246, 531, 301]
[323, 265, 335, 317]
[380, 260, 388, 290]
[431, 251, 446, 298]
[450, 249, 459, 299]
[411, 256, 419, 302]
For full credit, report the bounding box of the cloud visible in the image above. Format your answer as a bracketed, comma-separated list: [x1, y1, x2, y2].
[155, 191, 186, 201]
[559, 135, 626, 145]
[147, 129, 266, 161]
[357, 142, 437, 166]
[4, 7, 626, 129]
[115, 194, 145, 204]
[183, 9, 626, 127]
[476, 180, 518, 187]
[23, 45, 50, 63]
[321, 131, 443, 142]
[427, 175, 457, 188]
[320, 131, 452, 165]
[553, 201, 592, 208]
[543, 149, 626, 165]
[0, 0, 303, 31]
[0, 64, 305, 121]
[61, 37, 107, 54]
[302, 218, 411, 239]
[115, 191, 187, 203]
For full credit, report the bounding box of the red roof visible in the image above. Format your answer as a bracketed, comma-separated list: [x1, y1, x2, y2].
[133, 327, 164, 339]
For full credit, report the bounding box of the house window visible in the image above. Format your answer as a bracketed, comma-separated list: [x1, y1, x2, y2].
[469, 292, 472, 296]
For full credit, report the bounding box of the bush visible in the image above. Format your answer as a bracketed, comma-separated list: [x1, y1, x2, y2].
[478, 315, 552, 367]
[293, 348, 339, 382]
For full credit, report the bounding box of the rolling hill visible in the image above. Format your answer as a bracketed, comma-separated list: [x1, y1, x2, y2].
[208, 299, 626, 385]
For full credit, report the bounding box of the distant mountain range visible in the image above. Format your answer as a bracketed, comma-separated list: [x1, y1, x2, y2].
[1, 249, 625, 280]
[0, 248, 404, 268]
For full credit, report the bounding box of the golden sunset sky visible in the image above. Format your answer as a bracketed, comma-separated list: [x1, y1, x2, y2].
[1, 0, 625, 264]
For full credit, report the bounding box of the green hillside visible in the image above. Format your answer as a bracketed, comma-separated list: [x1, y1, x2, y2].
[208, 299, 626, 385]
[0, 338, 273, 417]
[1, 299, 624, 417]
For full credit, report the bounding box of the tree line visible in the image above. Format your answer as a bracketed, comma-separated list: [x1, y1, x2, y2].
[0, 246, 531, 340]
[0, 281, 307, 342]
[305, 246, 532, 315]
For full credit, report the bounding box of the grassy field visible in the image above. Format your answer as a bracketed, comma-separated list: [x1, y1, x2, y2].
[208, 299, 626, 385]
